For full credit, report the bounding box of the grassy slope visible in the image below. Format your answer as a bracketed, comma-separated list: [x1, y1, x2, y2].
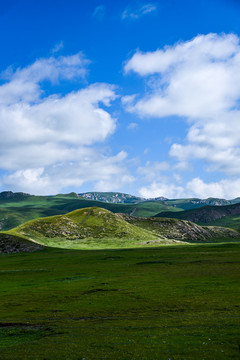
[0, 244, 240, 359]
[8, 207, 180, 250]
[0, 195, 183, 231]
[203, 214, 240, 231]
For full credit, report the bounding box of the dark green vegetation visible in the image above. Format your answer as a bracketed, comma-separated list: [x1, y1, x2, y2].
[157, 203, 240, 228]
[0, 192, 182, 231]
[0, 244, 240, 359]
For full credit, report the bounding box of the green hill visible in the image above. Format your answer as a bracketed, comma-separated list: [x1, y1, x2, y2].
[7, 207, 174, 250]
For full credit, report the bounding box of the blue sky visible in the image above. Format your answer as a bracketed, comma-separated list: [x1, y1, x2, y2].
[1, 0, 240, 198]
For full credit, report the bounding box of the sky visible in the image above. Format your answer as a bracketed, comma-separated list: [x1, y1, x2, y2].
[1, 0, 240, 198]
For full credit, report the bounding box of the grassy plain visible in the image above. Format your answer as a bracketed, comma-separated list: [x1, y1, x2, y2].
[0, 243, 240, 359]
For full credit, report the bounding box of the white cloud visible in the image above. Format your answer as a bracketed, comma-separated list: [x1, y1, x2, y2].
[124, 33, 240, 177]
[0, 83, 117, 170]
[139, 181, 184, 199]
[0, 52, 89, 105]
[137, 161, 169, 181]
[127, 122, 138, 130]
[3, 150, 133, 195]
[0, 54, 133, 194]
[122, 3, 157, 20]
[52, 41, 64, 54]
[138, 177, 240, 199]
[92, 5, 105, 20]
[185, 177, 240, 199]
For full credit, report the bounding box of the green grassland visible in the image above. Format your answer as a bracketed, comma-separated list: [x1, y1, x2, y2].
[202, 215, 240, 231]
[0, 194, 182, 231]
[0, 243, 240, 359]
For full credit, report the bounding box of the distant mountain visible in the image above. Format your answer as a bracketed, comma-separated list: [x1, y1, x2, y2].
[155, 203, 240, 225]
[79, 192, 145, 204]
[145, 196, 168, 202]
[0, 191, 30, 201]
[164, 197, 233, 210]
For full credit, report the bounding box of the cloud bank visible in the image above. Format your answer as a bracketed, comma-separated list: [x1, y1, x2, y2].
[0, 54, 132, 194]
[125, 33, 240, 198]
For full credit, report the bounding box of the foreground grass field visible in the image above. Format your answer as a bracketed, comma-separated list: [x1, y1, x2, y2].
[0, 244, 240, 359]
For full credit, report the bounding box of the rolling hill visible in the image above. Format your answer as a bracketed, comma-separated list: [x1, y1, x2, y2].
[0, 192, 182, 230]
[1, 207, 239, 253]
[1, 191, 240, 233]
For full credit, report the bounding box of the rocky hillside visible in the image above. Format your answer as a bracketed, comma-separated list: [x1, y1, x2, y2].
[155, 203, 240, 224]
[79, 192, 144, 204]
[0, 233, 44, 254]
[119, 214, 240, 242]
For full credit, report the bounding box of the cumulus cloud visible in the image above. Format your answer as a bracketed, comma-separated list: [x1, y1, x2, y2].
[3, 150, 133, 195]
[139, 177, 240, 199]
[186, 177, 240, 199]
[139, 181, 184, 199]
[0, 54, 133, 194]
[0, 52, 89, 105]
[122, 3, 157, 20]
[124, 33, 240, 177]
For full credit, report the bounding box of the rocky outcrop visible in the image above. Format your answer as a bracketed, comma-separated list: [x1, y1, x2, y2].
[0, 233, 44, 254]
[119, 214, 240, 242]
